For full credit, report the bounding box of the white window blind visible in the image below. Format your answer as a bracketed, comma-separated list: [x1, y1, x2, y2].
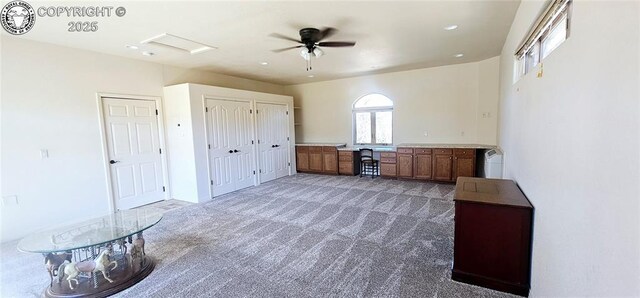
[515, 0, 571, 58]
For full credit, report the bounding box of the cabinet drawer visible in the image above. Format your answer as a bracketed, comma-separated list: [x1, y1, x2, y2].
[434, 148, 453, 155]
[296, 146, 309, 153]
[380, 163, 397, 177]
[338, 151, 353, 157]
[414, 148, 432, 154]
[338, 163, 353, 174]
[380, 152, 397, 158]
[397, 148, 413, 154]
[309, 146, 322, 152]
[323, 146, 337, 152]
[454, 148, 475, 157]
[380, 157, 396, 163]
[339, 155, 353, 162]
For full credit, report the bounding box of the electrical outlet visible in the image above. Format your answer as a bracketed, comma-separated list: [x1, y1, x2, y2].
[423, 131, 428, 137]
[1, 195, 18, 206]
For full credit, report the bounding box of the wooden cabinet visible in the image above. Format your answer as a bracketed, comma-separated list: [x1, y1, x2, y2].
[397, 148, 413, 178]
[295, 145, 340, 175]
[322, 146, 338, 174]
[338, 151, 360, 175]
[453, 177, 533, 296]
[414, 149, 433, 180]
[308, 146, 323, 172]
[296, 146, 309, 172]
[433, 149, 454, 181]
[380, 152, 397, 177]
[454, 149, 475, 179]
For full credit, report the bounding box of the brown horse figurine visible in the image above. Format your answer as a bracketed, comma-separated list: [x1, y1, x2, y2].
[44, 252, 72, 286]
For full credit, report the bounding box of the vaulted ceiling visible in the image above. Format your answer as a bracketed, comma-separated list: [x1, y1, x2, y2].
[11, 1, 520, 85]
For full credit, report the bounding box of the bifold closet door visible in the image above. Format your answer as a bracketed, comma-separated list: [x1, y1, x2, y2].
[206, 99, 255, 197]
[257, 103, 290, 183]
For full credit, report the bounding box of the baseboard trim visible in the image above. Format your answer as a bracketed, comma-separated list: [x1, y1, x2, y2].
[451, 269, 530, 297]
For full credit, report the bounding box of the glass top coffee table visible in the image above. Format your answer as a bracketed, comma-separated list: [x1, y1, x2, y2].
[18, 208, 163, 298]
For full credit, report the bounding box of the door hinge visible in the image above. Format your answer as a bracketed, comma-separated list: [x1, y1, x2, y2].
[253, 170, 256, 175]
[258, 140, 261, 144]
[251, 140, 254, 144]
[210, 180, 213, 185]
[208, 144, 211, 149]
[159, 148, 162, 154]
[206, 107, 209, 112]
[155, 109, 159, 115]
[288, 162, 290, 166]
[259, 169, 262, 173]
[256, 110, 259, 114]
[287, 137, 290, 141]
[286, 111, 289, 115]
[250, 109, 253, 114]
[162, 186, 166, 192]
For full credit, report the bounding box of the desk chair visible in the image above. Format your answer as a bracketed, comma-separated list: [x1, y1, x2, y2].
[359, 148, 379, 178]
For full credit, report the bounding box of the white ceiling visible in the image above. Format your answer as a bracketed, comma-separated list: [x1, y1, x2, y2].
[10, 1, 521, 85]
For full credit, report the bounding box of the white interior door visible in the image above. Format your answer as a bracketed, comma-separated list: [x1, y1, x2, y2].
[257, 103, 290, 183]
[206, 99, 255, 197]
[103, 98, 164, 210]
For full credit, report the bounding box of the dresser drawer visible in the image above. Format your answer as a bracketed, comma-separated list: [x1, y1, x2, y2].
[380, 152, 397, 158]
[380, 163, 397, 177]
[434, 148, 453, 155]
[397, 148, 413, 154]
[414, 148, 432, 154]
[454, 148, 475, 157]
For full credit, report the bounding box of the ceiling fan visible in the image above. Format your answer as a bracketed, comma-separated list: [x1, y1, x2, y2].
[270, 27, 356, 71]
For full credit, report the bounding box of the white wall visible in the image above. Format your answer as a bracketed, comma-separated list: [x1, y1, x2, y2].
[0, 37, 285, 242]
[284, 57, 500, 146]
[163, 83, 295, 203]
[498, 1, 640, 296]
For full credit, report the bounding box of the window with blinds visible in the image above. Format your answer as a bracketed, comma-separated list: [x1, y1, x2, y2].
[515, 0, 572, 80]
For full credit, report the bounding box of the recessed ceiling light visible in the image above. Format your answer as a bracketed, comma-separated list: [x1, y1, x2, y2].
[307, 75, 314, 78]
[142, 51, 155, 56]
[260, 62, 268, 66]
[125, 45, 138, 50]
[444, 25, 458, 30]
[454, 53, 464, 58]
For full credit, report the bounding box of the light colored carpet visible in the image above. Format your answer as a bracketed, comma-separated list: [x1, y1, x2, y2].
[1, 173, 517, 297]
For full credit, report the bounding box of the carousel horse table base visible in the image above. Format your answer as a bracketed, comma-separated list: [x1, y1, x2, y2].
[18, 210, 163, 298]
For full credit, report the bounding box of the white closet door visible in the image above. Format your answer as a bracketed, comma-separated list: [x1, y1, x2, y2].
[206, 99, 255, 196]
[257, 103, 290, 183]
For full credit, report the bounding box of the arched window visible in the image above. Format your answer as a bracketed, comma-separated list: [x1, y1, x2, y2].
[353, 94, 393, 145]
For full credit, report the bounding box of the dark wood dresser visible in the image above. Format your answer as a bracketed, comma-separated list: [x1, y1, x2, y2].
[452, 177, 533, 297]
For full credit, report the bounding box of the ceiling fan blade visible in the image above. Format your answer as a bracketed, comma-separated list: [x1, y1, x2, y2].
[272, 45, 303, 53]
[269, 33, 303, 43]
[317, 27, 337, 41]
[317, 41, 356, 47]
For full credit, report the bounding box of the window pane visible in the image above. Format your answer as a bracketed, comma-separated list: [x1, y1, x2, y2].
[525, 42, 540, 73]
[355, 112, 371, 144]
[354, 94, 393, 108]
[542, 16, 567, 59]
[375, 111, 392, 144]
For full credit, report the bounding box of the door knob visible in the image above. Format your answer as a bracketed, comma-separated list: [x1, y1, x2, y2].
[274, 144, 280, 148]
[228, 150, 233, 153]
[233, 149, 239, 153]
[109, 160, 119, 164]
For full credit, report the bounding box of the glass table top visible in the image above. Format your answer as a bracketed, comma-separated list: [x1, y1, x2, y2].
[18, 208, 163, 253]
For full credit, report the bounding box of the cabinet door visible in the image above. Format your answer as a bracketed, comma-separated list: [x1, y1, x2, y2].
[397, 154, 413, 178]
[433, 154, 453, 181]
[296, 147, 309, 172]
[455, 156, 475, 179]
[381, 163, 397, 177]
[414, 154, 432, 180]
[309, 147, 323, 172]
[323, 150, 338, 174]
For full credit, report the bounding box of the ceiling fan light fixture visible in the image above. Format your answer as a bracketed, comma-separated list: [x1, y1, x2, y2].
[313, 47, 324, 58]
[300, 48, 311, 61]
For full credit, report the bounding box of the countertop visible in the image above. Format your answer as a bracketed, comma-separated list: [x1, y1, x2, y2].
[396, 143, 497, 149]
[295, 143, 347, 147]
[337, 146, 396, 152]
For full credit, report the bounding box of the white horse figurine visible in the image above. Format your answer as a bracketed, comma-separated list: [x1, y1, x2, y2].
[57, 249, 117, 290]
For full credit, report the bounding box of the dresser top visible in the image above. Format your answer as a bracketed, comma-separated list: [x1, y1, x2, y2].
[454, 177, 532, 209]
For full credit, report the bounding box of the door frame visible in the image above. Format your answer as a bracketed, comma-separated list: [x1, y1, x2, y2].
[202, 96, 257, 199]
[96, 93, 170, 213]
[254, 101, 292, 184]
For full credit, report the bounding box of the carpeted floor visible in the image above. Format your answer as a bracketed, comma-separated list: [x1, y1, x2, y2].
[1, 173, 516, 297]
